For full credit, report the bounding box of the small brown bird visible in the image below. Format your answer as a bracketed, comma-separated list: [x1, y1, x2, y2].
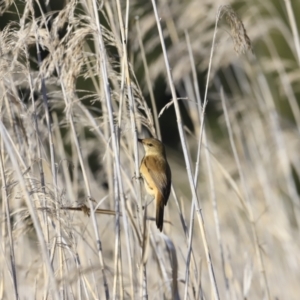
[138, 137, 171, 231]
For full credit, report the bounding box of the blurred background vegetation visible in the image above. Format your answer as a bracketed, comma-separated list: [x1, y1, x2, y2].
[1, 0, 300, 146]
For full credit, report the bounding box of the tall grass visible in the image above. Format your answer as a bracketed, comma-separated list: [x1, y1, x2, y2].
[1, 0, 300, 299]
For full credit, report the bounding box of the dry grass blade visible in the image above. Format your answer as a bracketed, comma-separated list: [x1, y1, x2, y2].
[162, 235, 180, 300]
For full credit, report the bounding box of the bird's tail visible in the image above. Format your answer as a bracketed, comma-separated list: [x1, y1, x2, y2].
[156, 193, 165, 231]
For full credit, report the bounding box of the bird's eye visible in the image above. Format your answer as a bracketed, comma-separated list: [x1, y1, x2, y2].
[148, 143, 153, 147]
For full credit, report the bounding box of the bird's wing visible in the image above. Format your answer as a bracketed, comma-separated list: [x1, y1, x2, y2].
[143, 155, 171, 203]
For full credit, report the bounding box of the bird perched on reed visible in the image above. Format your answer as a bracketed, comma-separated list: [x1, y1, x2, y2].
[138, 137, 171, 231]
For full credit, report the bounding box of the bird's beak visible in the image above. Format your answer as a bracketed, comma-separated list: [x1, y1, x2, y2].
[138, 138, 143, 144]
